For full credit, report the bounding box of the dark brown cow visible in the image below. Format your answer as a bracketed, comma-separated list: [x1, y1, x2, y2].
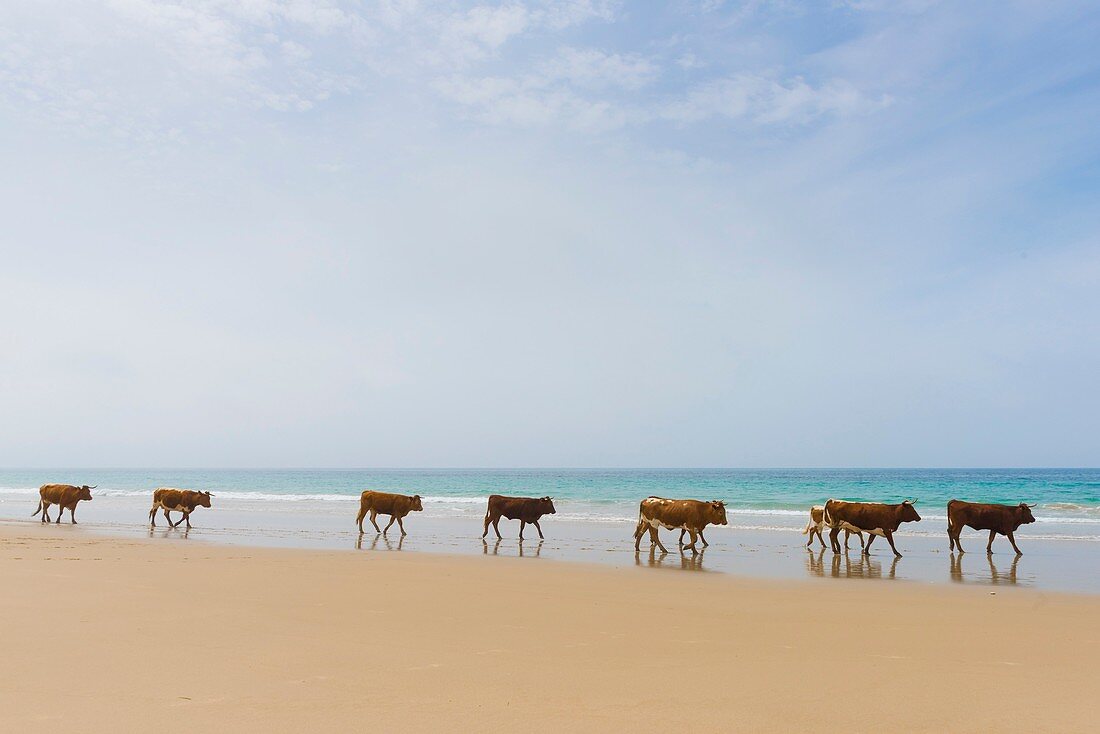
[633, 496, 728, 554]
[149, 488, 213, 529]
[32, 484, 95, 524]
[482, 495, 556, 540]
[823, 499, 921, 557]
[947, 499, 1036, 555]
[357, 491, 423, 535]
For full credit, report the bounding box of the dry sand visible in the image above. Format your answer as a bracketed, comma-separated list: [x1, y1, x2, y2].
[2, 524, 1097, 733]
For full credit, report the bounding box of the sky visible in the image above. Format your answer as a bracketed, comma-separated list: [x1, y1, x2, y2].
[1, 0, 1098, 468]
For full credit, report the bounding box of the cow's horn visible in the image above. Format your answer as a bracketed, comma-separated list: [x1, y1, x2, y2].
[89, 485, 98, 489]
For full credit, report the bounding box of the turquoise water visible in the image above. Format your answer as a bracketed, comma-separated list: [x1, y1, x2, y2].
[1, 468, 1097, 534]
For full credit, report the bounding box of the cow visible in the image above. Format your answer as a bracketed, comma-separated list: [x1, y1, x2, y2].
[947, 499, 1036, 555]
[149, 488, 213, 529]
[482, 495, 556, 540]
[802, 505, 864, 550]
[822, 499, 921, 557]
[356, 491, 423, 536]
[32, 484, 95, 524]
[633, 496, 728, 554]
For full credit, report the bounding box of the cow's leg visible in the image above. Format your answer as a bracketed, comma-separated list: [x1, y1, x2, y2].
[518, 520, 526, 540]
[482, 512, 491, 538]
[828, 527, 841, 553]
[816, 527, 827, 549]
[882, 530, 902, 558]
[863, 534, 876, 555]
[698, 529, 708, 547]
[55, 504, 63, 524]
[492, 516, 503, 540]
[163, 508, 173, 526]
[396, 516, 407, 537]
[633, 520, 646, 551]
[370, 510, 382, 534]
[805, 528, 815, 548]
[986, 529, 997, 554]
[1006, 531, 1023, 556]
[844, 529, 851, 549]
[382, 515, 397, 535]
[170, 510, 183, 528]
[69, 505, 78, 524]
[678, 529, 686, 547]
[149, 504, 158, 527]
[683, 528, 699, 554]
[650, 525, 668, 554]
[41, 502, 50, 523]
[184, 511, 193, 530]
[533, 520, 544, 540]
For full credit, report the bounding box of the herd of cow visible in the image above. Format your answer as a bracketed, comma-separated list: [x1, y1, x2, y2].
[30, 483, 1039, 556]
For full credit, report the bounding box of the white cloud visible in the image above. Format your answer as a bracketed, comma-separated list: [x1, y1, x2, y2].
[664, 73, 891, 124]
[540, 47, 657, 90]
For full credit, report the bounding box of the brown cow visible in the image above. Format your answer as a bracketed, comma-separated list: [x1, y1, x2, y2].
[823, 499, 921, 557]
[947, 499, 1036, 555]
[149, 488, 213, 529]
[803, 505, 864, 550]
[356, 491, 423, 535]
[634, 496, 728, 554]
[32, 484, 95, 524]
[482, 495, 556, 540]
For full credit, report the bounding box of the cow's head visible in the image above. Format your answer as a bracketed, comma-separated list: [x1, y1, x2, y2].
[79, 485, 96, 501]
[198, 490, 213, 508]
[411, 494, 424, 512]
[708, 500, 728, 526]
[540, 496, 556, 515]
[900, 499, 921, 523]
[1017, 503, 1036, 525]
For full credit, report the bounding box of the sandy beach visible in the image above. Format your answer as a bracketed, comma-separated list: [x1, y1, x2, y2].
[2, 524, 1096, 733]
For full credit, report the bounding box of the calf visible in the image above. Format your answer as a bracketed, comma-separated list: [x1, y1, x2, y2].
[32, 484, 95, 524]
[947, 499, 1036, 555]
[357, 491, 423, 536]
[802, 505, 864, 550]
[482, 495, 556, 540]
[634, 497, 728, 554]
[822, 499, 921, 557]
[149, 488, 213, 529]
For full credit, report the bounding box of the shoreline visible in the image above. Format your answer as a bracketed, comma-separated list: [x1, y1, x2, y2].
[2, 525, 1097, 732]
[3, 497, 1099, 594]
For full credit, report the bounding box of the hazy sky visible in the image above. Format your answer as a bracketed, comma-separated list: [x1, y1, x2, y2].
[1, 1, 1098, 468]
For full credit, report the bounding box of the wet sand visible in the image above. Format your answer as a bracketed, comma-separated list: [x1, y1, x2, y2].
[1, 524, 1097, 733]
[2, 490, 1097, 592]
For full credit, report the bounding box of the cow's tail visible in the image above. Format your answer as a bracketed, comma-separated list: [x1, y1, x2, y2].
[801, 517, 814, 535]
[31, 498, 42, 517]
[946, 499, 957, 533]
[822, 500, 834, 528]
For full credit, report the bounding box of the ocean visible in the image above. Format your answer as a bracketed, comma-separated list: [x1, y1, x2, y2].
[1, 468, 1097, 538]
[4, 468, 1099, 592]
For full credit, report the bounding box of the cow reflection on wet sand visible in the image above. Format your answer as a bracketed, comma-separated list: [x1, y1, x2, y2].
[356, 534, 405, 552]
[950, 552, 1023, 586]
[481, 538, 543, 558]
[635, 545, 708, 571]
[806, 548, 898, 580]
